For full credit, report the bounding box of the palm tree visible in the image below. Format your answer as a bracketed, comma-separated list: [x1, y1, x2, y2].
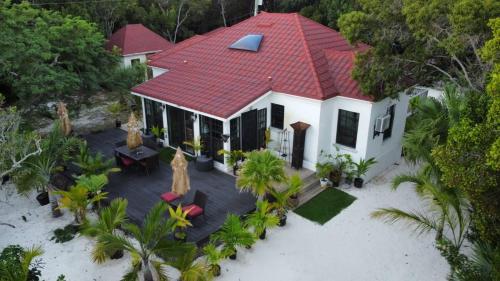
[0, 245, 43, 281]
[269, 173, 302, 226]
[245, 200, 279, 239]
[169, 244, 213, 281]
[371, 171, 470, 248]
[55, 185, 108, 224]
[80, 198, 128, 262]
[202, 243, 226, 277]
[237, 150, 287, 198]
[96, 202, 190, 281]
[210, 214, 255, 260]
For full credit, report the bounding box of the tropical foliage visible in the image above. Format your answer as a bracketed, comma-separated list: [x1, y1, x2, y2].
[210, 214, 255, 257]
[168, 205, 193, 240]
[269, 173, 303, 218]
[237, 150, 287, 197]
[202, 243, 226, 277]
[73, 143, 120, 176]
[169, 244, 213, 281]
[56, 185, 108, 224]
[0, 245, 43, 281]
[245, 200, 279, 237]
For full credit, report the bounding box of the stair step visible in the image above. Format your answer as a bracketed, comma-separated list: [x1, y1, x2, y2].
[296, 180, 324, 207]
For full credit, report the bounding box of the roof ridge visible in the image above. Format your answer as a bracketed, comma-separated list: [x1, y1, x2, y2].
[293, 13, 325, 99]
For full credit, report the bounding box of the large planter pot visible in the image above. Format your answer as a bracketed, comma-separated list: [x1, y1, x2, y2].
[279, 214, 287, 227]
[354, 177, 364, 188]
[259, 229, 267, 240]
[229, 250, 237, 260]
[115, 119, 121, 128]
[195, 155, 214, 172]
[319, 178, 330, 188]
[36, 192, 50, 206]
[232, 164, 239, 176]
[329, 171, 341, 187]
[2, 174, 10, 185]
[110, 249, 124, 260]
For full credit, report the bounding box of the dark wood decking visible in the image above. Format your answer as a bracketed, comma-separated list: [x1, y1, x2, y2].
[83, 129, 256, 245]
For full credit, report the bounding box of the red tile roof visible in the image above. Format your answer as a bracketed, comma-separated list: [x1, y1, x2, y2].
[133, 12, 372, 119]
[106, 24, 174, 56]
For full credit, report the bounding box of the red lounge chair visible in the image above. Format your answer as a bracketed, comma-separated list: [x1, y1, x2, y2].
[182, 190, 207, 220]
[120, 156, 135, 167]
[160, 192, 181, 203]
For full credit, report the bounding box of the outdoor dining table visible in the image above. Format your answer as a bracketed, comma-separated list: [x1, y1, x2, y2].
[114, 144, 160, 172]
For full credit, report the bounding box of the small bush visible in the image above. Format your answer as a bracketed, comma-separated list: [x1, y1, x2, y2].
[0, 245, 42, 281]
[51, 224, 79, 243]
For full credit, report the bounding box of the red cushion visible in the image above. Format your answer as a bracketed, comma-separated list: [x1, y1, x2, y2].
[161, 192, 180, 202]
[120, 156, 135, 166]
[182, 204, 203, 217]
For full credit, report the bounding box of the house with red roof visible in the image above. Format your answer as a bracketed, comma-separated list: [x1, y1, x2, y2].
[131, 12, 410, 181]
[106, 24, 174, 67]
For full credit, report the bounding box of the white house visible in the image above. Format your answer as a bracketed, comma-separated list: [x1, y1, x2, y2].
[131, 12, 410, 181]
[106, 24, 174, 68]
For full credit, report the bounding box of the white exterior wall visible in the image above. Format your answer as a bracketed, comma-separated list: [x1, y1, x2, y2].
[122, 54, 147, 67]
[151, 66, 168, 78]
[363, 93, 410, 180]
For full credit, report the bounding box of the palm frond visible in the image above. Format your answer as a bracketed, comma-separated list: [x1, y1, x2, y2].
[371, 208, 440, 236]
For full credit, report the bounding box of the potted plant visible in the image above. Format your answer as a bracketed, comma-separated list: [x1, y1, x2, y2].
[168, 205, 192, 242]
[218, 149, 244, 176]
[107, 102, 124, 128]
[150, 125, 165, 147]
[80, 198, 128, 261]
[269, 174, 302, 226]
[210, 214, 254, 260]
[73, 144, 120, 176]
[74, 173, 108, 210]
[203, 243, 226, 277]
[353, 157, 377, 188]
[343, 154, 355, 185]
[55, 185, 108, 224]
[315, 161, 333, 188]
[245, 200, 279, 240]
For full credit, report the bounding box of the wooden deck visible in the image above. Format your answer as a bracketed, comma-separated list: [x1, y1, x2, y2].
[83, 128, 256, 245]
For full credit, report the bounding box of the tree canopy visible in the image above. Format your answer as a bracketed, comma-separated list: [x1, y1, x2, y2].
[338, 0, 500, 100]
[0, 1, 122, 108]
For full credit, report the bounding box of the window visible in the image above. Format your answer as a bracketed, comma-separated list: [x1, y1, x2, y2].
[336, 109, 359, 148]
[383, 105, 395, 140]
[147, 67, 153, 80]
[271, 103, 284, 129]
[131, 58, 140, 66]
[230, 117, 240, 151]
[229, 34, 264, 52]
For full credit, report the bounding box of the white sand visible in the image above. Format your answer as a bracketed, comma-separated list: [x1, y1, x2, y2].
[0, 161, 449, 281]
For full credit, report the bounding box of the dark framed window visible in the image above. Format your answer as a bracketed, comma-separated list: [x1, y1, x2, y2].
[336, 109, 359, 148]
[131, 58, 140, 66]
[230, 117, 240, 151]
[383, 105, 395, 140]
[271, 103, 284, 129]
[200, 116, 224, 163]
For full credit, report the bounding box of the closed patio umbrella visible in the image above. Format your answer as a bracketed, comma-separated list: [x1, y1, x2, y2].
[57, 102, 71, 136]
[127, 112, 143, 149]
[171, 147, 190, 196]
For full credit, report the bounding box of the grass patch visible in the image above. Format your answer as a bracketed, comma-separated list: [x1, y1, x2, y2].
[294, 188, 356, 225]
[159, 147, 194, 163]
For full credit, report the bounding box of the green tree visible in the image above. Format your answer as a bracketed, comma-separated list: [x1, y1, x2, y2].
[96, 202, 191, 281]
[0, 245, 43, 281]
[0, 1, 124, 109]
[338, 0, 499, 100]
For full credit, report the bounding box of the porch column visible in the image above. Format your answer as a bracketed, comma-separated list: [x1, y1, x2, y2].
[162, 104, 168, 147]
[140, 97, 147, 130]
[222, 120, 231, 172]
[193, 114, 201, 150]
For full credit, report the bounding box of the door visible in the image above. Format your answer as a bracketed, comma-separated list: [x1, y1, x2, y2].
[168, 107, 186, 148]
[144, 99, 164, 138]
[200, 116, 223, 163]
[241, 109, 258, 152]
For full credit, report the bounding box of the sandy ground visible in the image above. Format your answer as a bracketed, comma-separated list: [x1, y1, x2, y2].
[0, 161, 449, 281]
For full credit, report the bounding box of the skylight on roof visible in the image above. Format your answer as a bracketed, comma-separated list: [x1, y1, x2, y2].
[229, 34, 263, 52]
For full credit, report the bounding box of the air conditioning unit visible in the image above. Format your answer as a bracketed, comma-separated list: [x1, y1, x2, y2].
[375, 114, 391, 133]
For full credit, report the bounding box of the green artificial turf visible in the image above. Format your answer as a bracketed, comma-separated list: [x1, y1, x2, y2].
[294, 187, 356, 225]
[159, 147, 194, 163]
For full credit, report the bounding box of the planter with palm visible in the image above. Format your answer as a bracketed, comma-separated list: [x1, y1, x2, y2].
[55, 185, 108, 224]
[237, 150, 287, 199]
[269, 174, 302, 226]
[168, 205, 193, 242]
[12, 122, 81, 217]
[96, 202, 191, 281]
[245, 200, 279, 239]
[73, 144, 120, 176]
[315, 161, 333, 188]
[107, 102, 125, 128]
[217, 149, 244, 176]
[202, 243, 226, 277]
[168, 244, 213, 281]
[81, 198, 128, 261]
[151, 125, 165, 147]
[75, 173, 108, 210]
[0, 245, 43, 281]
[210, 214, 255, 260]
[353, 157, 377, 188]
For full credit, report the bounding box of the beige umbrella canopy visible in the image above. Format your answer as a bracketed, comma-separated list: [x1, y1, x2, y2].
[171, 147, 190, 196]
[57, 102, 71, 136]
[127, 112, 143, 149]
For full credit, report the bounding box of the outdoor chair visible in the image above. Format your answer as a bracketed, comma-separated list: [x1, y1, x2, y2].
[114, 140, 136, 169]
[139, 154, 159, 175]
[142, 137, 158, 151]
[160, 192, 181, 204]
[182, 190, 208, 220]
